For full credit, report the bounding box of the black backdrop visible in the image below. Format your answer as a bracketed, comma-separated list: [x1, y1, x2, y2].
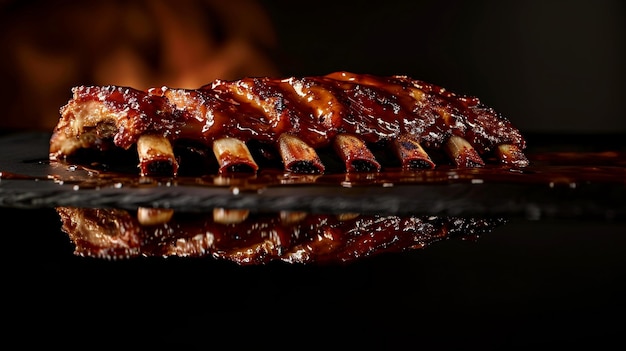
[261, 0, 626, 134]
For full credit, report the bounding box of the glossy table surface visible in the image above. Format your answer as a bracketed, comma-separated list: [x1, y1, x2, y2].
[1, 131, 625, 348]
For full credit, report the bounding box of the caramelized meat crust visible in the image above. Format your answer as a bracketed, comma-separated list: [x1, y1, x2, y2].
[50, 71, 528, 176]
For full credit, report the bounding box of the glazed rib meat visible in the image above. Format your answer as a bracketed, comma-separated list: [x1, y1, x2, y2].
[56, 207, 507, 265]
[50, 71, 528, 176]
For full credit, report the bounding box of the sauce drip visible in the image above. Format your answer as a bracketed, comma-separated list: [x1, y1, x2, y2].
[3, 150, 624, 190]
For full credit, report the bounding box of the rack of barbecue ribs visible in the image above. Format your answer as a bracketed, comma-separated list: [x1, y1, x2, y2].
[56, 206, 507, 264]
[49, 71, 529, 177]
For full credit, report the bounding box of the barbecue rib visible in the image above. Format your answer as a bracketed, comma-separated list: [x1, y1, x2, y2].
[56, 207, 507, 265]
[50, 71, 529, 176]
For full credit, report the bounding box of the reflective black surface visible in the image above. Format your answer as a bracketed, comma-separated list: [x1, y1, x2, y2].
[3, 207, 625, 348]
[2, 132, 625, 348]
[2, 132, 626, 218]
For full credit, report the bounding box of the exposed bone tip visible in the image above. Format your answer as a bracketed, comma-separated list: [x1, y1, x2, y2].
[137, 207, 174, 226]
[392, 135, 435, 170]
[280, 211, 308, 224]
[213, 208, 250, 224]
[496, 144, 530, 167]
[444, 135, 485, 168]
[212, 137, 259, 174]
[336, 212, 360, 221]
[334, 134, 381, 172]
[136, 134, 178, 176]
[278, 134, 325, 174]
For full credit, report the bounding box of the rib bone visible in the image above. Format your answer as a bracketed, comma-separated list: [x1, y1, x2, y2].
[213, 208, 250, 224]
[444, 135, 485, 167]
[496, 143, 530, 167]
[392, 134, 435, 170]
[278, 133, 325, 173]
[137, 207, 174, 226]
[136, 134, 178, 176]
[279, 211, 308, 224]
[333, 134, 381, 172]
[212, 137, 258, 173]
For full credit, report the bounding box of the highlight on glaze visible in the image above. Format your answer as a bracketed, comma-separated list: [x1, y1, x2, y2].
[56, 206, 507, 265]
[49, 71, 529, 176]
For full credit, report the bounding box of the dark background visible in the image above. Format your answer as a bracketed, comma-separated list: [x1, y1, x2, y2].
[262, 0, 626, 134]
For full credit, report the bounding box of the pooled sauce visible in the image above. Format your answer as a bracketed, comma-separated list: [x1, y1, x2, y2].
[15, 149, 625, 189]
[48, 148, 624, 265]
[2, 148, 625, 197]
[2, 145, 625, 264]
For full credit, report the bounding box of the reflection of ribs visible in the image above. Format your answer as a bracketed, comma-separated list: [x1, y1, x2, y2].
[56, 207, 507, 265]
[50, 72, 528, 176]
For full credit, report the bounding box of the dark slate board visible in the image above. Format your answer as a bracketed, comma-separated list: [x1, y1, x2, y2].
[1, 132, 625, 219]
